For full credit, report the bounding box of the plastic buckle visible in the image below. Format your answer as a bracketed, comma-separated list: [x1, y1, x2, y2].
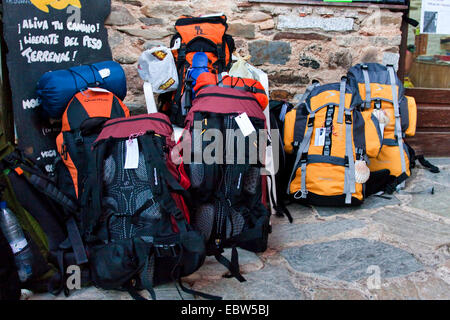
[154, 243, 179, 258]
[307, 117, 314, 127]
[300, 152, 308, 163]
[345, 114, 352, 124]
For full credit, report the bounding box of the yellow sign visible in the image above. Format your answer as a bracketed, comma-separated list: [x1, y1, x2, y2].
[30, 0, 82, 13]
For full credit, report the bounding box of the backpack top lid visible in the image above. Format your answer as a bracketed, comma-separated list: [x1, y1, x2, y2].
[185, 85, 266, 126]
[61, 89, 130, 132]
[305, 81, 362, 113]
[347, 63, 405, 103]
[94, 113, 174, 146]
[194, 73, 269, 109]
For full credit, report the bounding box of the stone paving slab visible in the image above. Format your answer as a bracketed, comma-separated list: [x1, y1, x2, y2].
[193, 265, 304, 300]
[270, 218, 366, 248]
[371, 208, 450, 249]
[31, 282, 194, 300]
[314, 195, 401, 217]
[281, 238, 423, 282]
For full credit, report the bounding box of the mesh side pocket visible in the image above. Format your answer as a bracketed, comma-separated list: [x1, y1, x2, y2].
[225, 207, 246, 239]
[193, 203, 215, 241]
[189, 163, 205, 189]
[243, 167, 260, 195]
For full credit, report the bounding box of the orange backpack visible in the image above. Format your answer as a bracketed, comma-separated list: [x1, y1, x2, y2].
[55, 89, 130, 201]
[194, 73, 269, 110]
[167, 15, 235, 126]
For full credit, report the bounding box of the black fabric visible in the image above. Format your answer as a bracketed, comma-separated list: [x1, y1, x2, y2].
[89, 237, 152, 290]
[187, 108, 271, 281]
[290, 191, 364, 206]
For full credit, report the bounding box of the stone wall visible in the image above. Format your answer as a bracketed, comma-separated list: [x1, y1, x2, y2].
[106, 0, 403, 113]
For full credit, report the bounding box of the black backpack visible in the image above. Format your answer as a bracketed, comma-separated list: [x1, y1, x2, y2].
[0, 149, 87, 295]
[181, 85, 271, 282]
[268, 100, 295, 222]
[82, 114, 215, 300]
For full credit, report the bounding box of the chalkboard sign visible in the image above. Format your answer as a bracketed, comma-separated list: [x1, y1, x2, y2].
[2, 0, 112, 173]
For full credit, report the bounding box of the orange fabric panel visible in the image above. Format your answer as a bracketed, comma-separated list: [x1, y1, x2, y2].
[368, 145, 410, 178]
[357, 83, 399, 102]
[176, 24, 226, 45]
[56, 133, 79, 198]
[361, 111, 382, 159]
[76, 90, 114, 118]
[289, 163, 363, 200]
[405, 96, 417, 137]
[283, 109, 297, 154]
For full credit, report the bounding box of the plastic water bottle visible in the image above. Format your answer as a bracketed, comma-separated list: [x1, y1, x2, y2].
[0, 201, 33, 282]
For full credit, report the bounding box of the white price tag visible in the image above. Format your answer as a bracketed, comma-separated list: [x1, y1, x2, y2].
[314, 128, 326, 146]
[98, 68, 111, 79]
[235, 113, 256, 137]
[88, 87, 110, 93]
[124, 139, 140, 169]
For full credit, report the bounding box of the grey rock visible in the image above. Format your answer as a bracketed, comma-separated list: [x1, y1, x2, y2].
[127, 102, 147, 115]
[270, 218, 366, 247]
[248, 40, 291, 66]
[118, 28, 171, 40]
[382, 52, 399, 71]
[369, 36, 402, 47]
[108, 30, 124, 50]
[281, 238, 423, 281]
[114, 54, 138, 65]
[278, 15, 354, 32]
[139, 17, 164, 26]
[143, 41, 165, 51]
[372, 208, 450, 248]
[315, 195, 401, 217]
[105, 5, 137, 26]
[299, 55, 320, 69]
[193, 265, 304, 300]
[227, 23, 256, 39]
[141, 3, 193, 19]
[120, 0, 142, 6]
[328, 49, 353, 69]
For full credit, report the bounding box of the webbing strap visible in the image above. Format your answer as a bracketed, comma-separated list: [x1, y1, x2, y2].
[343, 111, 356, 204]
[287, 114, 315, 198]
[215, 246, 246, 283]
[337, 77, 346, 124]
[362, 65, 371, 109]
[295, 81, 320, 108]
[387, 65, 407, 177]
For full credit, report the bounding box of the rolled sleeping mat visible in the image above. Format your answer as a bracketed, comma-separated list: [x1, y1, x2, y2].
[36, 61, 127, 119]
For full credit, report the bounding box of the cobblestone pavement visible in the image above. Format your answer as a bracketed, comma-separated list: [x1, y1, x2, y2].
[30, 159, 450, 300]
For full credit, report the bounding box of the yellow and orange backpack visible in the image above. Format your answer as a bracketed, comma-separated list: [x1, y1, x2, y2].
[283, 78, 382, 205]
[347, 63, 417, 189]
[167, 15, 235, 126]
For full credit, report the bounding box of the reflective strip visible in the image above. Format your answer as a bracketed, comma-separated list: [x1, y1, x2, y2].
[344, 110, 356, 204]
[362, 66, 371, 109]
[337, 78, 346, 124]
[388, 66, 407, 176]
[287, 114, 315, 197]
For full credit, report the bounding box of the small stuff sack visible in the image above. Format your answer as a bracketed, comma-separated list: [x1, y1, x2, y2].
[36, 61, 127, 119]
[138, 46, 179, 94]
